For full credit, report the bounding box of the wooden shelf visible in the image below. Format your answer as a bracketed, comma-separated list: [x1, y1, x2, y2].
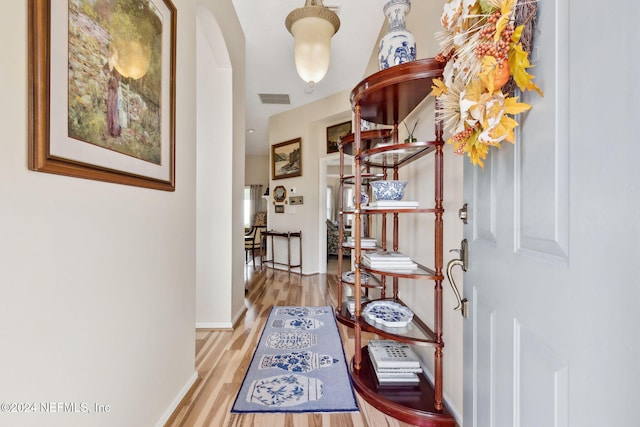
[350, 58, 444, 126]
[361, 140, 441, 168]
[359, 261, 440, 280]
[350, 347, 455, 427]
[336, 57, 447, 419]
[340, 129, 392, 152]
[357, 298, 440, 345]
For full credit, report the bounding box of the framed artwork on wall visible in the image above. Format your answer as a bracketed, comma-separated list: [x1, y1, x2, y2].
[273, 185, 287, 202]
[272, 138, 302, 180]
[326, 121, 352, 154]
[274, 205, 285, 214]
[28, 0, 177, 191]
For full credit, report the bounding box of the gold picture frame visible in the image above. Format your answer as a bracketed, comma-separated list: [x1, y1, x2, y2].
[326, 121, 352, 154]
[272, 138, 302, 180]
[28, 0, 177, 191]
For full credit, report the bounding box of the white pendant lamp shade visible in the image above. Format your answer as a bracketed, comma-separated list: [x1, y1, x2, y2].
[286, 0, 340, 85]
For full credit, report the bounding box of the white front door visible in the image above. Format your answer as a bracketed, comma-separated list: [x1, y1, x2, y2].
[462, 0, 640, 426]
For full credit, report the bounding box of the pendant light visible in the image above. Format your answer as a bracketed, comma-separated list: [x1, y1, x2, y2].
[285, 0, 340, 85]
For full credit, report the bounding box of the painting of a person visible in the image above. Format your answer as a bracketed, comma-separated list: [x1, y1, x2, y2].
[105, 50, 121, 137]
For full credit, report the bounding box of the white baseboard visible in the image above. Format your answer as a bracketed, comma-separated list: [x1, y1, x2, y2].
[422, 365, 462, 426]
[155, 371, 198, 427]
[195, 305, 247, 330]
[196, 322, 233, 329]
[232, 305, 247, 326]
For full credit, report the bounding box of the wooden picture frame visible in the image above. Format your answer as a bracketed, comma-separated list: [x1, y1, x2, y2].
[272, 138, 302, 180]
[28, 0, 177, 191]
[274, 205, 285, 214]
[273, 185, 287, 202]
[326, 121, 352, 154]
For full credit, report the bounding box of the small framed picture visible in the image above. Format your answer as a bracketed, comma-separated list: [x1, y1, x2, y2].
[326, 121, 352, 154]
[272, 138, 302, 180]
[274, 205, 285, 214]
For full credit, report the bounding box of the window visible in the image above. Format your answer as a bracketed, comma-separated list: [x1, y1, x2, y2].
[244, 186, 251, 228]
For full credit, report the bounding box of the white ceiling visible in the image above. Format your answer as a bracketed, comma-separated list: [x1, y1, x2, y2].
[231, 0, 389, 155]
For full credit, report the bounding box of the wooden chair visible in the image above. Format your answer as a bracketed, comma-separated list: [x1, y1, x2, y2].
[245, 225, 266, 265]
[244, 211, 267, 266]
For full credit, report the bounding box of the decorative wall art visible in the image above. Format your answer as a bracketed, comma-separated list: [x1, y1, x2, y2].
[272, 138, 302, 180]
[431, 0, 543, 168]
[273, 185, 287, 202]
[28, 0, 177, 190]
[326, 121, 352, 154]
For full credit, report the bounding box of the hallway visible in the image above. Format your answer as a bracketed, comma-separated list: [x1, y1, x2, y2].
[166, 266, 426, 426]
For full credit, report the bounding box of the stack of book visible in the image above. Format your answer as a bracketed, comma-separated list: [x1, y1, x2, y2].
[346, 237, 377, 248]
[368, 340, 422, 385]
[346, 295, 370, 316]
[367, 200, 419, 209]
[362, 251, 417, 270]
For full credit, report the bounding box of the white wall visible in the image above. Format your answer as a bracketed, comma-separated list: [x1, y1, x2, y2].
[268, 91, 352, 274]
[0, 1, 199, 426]
[397, 1, 464, 419]
[194, 1, 246, 329]
[245, 154, 269, 213]
[194, 0, 246, 330]
[265, 1, 464, 419]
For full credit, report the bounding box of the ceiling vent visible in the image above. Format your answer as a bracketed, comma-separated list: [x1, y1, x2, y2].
[259, 93, 291, 105]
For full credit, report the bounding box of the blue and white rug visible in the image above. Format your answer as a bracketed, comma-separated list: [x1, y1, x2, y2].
[231, 306, 359, 413]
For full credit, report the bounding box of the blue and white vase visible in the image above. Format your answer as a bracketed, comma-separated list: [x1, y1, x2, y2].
[378, 0, 416, 70]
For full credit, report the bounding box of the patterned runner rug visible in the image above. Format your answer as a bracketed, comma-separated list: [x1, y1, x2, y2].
[231, 306, 359, 413]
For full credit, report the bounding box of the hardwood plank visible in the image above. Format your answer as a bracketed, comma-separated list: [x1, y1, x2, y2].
[165, 265, 439, 427]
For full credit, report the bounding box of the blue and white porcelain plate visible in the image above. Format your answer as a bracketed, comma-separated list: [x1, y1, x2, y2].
[362, 301, 414, 327]
[342, 270, 370, 284]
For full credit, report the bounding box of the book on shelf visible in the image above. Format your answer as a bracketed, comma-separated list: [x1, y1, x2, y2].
[346, 295, 369, 316]
[367, 200, 419, 209]
[347, 237, 377, 248]
[362, 251, 417, 270]
[364, 251, 412, 262]
[374, 370, 420, 384]
[367, 340, 421, 369]
[370, 356, 423, 374]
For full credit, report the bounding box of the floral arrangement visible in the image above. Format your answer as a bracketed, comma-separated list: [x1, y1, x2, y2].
[430, 0, 543, 167]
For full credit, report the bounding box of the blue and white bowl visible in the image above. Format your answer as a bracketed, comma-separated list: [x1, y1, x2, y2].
[370, 180, 407, 201]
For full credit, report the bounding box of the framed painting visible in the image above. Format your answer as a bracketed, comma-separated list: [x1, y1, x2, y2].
[272, 138, 302, 180]
[326, 121, 352, 154]
[28, 0, 177, 191]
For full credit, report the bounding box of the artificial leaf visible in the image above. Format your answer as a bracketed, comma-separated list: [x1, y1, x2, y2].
[494, 0, 515, 42]
[502, 96, 532, 115]
[479, 56, 498, 93]
[479, 0, 500, 14]
[511, 24, 523, 44]
[508, 42, 544, 96]
[430, 78, 448, 97]
[490, 114, 519, 143]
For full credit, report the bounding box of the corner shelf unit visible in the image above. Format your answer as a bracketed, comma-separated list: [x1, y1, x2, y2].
[335, 58, 455, 426]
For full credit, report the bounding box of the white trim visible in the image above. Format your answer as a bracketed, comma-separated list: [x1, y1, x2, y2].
[155, 371, 198, 427]
[196, 322, 233, 329]
[232, 305, 247, 326]
[422, 363, 463, 426]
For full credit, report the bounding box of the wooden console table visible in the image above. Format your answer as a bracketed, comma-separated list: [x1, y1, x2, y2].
[261, 230, 302, 275]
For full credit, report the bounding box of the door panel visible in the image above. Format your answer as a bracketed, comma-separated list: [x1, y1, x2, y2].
[462, 0, 640, 426]
[463, 1, 572, 425]
[517, 323, 568, 427]
[514, 0, 569, 263]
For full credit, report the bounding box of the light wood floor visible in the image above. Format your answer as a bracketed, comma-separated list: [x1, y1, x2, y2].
[165, 263, 420, 427]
